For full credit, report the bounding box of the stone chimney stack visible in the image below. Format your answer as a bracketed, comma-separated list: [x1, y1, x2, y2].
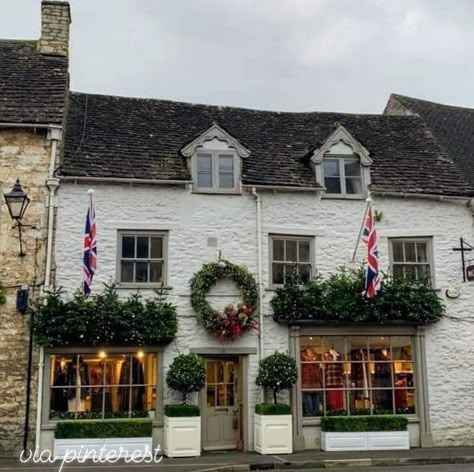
[39, 0, 71, 56]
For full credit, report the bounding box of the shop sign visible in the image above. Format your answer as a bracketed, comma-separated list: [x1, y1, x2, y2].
[467, 265, 474, 282]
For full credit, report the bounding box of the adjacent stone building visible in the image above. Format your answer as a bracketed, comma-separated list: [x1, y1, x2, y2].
[0, 0, 69, 455]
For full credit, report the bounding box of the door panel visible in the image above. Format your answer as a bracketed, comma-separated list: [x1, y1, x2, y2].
[202, 358, 240, 450]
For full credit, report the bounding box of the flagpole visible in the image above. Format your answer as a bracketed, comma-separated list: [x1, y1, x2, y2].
[351, 191, 372, 262]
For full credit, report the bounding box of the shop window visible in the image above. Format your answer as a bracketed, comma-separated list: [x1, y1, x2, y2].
[390, 238, 433, 283]
[300, 335, 415, 417]
[117, 231, 167, 286]
[270, 235, 314, 285]
[48, 351, 158, 420]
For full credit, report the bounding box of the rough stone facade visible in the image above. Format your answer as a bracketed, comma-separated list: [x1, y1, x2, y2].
[0, 129, 53, 456]
[38, 1, 70, 57]
[53, 183, 474, 449]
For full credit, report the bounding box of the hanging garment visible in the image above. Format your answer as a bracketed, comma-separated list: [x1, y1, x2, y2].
[51, 363, 68, 412]
[65, 357, 89, 400]
[118, 357, 145, 412]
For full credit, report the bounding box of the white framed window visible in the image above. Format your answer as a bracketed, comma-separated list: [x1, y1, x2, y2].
[196, 151, 238, 191]
[269, 235, 314, 285]
[389, 238, 433, 283]
[323, 156, 363, 195]
[117, 231, 167, 286]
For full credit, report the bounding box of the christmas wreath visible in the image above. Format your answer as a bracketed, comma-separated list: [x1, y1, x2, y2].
[190, 260, 259, 342]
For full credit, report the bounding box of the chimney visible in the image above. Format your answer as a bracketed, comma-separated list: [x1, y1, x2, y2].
[39, 0, 71, 57]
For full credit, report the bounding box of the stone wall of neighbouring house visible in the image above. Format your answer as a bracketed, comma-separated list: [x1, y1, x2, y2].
[0, 129, 52, 456]
[54, 183, 474, 448]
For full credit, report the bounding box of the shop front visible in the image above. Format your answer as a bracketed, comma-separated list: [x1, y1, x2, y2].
[289, 326, 431, 450]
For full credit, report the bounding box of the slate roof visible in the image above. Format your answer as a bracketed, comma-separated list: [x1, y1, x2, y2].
[61, 91, 474, 196]
[388, 94, 474, 188]
[0, 40, 69, 125]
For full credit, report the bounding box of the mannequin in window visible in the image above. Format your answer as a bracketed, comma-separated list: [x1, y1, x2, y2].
[51, 359, 68, 413]
[119, 356, 145, 413]
[90, 364, 114, 414]
[324, 349, 344, 411]
[394, 376, 408, 411]
[301, 348, 321, 416]
[374, 349, 392, 410]
[65, 357, 89, 413]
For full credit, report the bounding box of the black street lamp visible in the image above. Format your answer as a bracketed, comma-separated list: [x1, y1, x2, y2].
[3, 179, 31, 256]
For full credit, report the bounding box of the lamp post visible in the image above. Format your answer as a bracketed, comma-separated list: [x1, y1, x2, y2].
[3, 178, 31, 256]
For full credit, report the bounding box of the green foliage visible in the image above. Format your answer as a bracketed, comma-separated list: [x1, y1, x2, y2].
[166, 353, 206, 404]
[0, 283, 5, 306]
[255, 403, 291, 415]
[256, 352, 298, 404]
[271, 267, 444, 324]
[164, 404, 200, 417]
[190, 260, 259, 340]
[321, 416, 408, 432]
[55, 419, 152, 439]
[32, 282, 178, 346]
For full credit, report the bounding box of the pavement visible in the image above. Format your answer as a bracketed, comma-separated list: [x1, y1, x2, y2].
[1, 447, 474, 471]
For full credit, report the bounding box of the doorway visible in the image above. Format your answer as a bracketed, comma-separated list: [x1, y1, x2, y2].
[201, 356, 243, 450]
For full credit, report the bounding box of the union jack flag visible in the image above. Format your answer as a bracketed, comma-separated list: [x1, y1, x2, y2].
[361, 205, 381, 298]
[83, 196, 97, 297]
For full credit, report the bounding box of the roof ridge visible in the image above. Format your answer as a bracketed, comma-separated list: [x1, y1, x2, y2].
[392, 93, 474, 112]
[69, 91, 423, 119]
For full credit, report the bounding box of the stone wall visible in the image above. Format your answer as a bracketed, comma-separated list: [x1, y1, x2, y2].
[39, 1, 70, 57]
[54, 183, 474, 448]
[0, 129, 52, 456]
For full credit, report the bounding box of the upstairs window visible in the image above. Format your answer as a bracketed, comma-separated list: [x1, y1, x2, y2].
[323, 157, 362, 195]
[196, 152, 236, 190]
[389, 238, 433, 283]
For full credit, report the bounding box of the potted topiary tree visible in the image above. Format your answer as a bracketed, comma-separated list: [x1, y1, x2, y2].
[255, 352, 298, 454]
[163, 353, 206, 457]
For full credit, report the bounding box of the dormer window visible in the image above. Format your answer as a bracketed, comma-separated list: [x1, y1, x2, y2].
[181, 123, 250, 194]
[311, 125, 372, 199]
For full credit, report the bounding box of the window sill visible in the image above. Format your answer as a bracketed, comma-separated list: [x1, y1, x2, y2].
[321, 194, 367, 200]
[116, 284, 173, 291]
[191, 189, 242, 195]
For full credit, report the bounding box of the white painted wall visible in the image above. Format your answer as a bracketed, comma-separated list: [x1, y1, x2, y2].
[54, 183, 474, 448]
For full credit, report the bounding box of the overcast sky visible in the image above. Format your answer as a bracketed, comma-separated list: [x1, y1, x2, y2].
[2, 0, 474, 113]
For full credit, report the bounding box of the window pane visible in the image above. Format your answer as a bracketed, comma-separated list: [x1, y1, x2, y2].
[349, 390, 370, 415]
[216, 384, 226, 406]
[417, 264, 431, 281]
[273, 239, 284, 261]
[198, 172, 212, 188]
[122, 236, 135, 258]
[391, 337, 413, 361]
[150, 237, 163, 259]
[219, 155, 234, 172]
[301, 336, 323, 357]
[206, 362, 216, 384]
[373, 389, 394, 413]
[326, 389, 345, 414]
[368, 336, 390, 356]
[396, 389, 416, 414]
[197, 154, 212, 170]
[323, 160, 340, 177]
[135, 262, 148, 283]
[416, 242, 428, 262]
[371, 363, 392, 389]
[121, 262, 134, 283]
[325, 177, 341, 194]
[286, 240, 297, 261]
[136, 237, 149, 259]
[346, 177, 362, 194]
[219, 172, 234, 189]
[298, 264, 311, 282]
[302, 391, 323, 417]
[150, 262, 163, 283]
[207, 386, 216, 407]
[272, 263, 285, 284]
[392, 264, 404, 278]
[344, 160, 361, 177]
[347, 337, 368, 361]
[404, 242, 416, 262]
[392, 242, 404, 262]
[298, 240, 310, 262]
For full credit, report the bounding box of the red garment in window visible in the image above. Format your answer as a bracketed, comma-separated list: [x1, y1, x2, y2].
[395, 379, 408, 409]
[301, 363, 321, 389]
[327, 389, 344, 410]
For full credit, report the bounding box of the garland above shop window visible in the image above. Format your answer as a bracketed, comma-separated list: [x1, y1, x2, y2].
[32, 283, 178, 347]
[190, 260, 259, 342]
[271, 268, 445, 325]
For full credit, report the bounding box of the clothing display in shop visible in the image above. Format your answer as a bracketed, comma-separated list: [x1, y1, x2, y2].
[89, 364, 114, 413]
[324, 349, 344, 411]
[374, 349, 392, 410]
[395, 377, 408, 409]
[119, 357, 145, 411]
[350, 349, 369, 407]
[51, 361, 69, 412]
[301, 348, 321, 416]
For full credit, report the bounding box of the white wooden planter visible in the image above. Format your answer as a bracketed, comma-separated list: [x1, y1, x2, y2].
[54, 437, 153, 459]
[254, 414, 292, 454]
[163, 416, 201, 458]
[321, 431, 409, 451]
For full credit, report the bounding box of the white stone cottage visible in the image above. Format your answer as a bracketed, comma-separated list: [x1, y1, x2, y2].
[37, 90, 474, 452]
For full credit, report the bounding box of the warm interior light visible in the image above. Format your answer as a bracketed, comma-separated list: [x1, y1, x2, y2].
[98, 350, 107, 359]
[137, 350, 145, 359]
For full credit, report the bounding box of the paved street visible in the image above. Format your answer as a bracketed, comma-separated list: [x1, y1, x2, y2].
[312, 466, 474, 472]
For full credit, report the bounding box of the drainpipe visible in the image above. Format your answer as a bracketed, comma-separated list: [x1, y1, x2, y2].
[251, 187, 264, 400]
[34, 126, 61, 450]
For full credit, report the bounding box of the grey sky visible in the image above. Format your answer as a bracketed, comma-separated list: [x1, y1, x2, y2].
[2, 0, 474, 113]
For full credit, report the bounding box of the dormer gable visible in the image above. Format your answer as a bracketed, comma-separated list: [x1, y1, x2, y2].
[310, 125, 371, 198]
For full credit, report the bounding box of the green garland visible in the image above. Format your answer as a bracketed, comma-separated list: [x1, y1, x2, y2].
[0, 283, 5, 306]
[190, 260, 259, 341]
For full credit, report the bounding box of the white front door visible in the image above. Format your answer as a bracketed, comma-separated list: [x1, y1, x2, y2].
[202, 357, 240, 450]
